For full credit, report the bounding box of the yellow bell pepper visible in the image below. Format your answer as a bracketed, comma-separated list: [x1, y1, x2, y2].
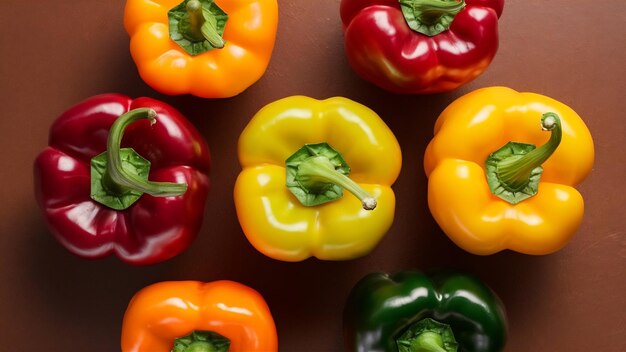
[424, 87, 594, 255]
[234, 96, 402, 261]
[124, 0, 278, 98]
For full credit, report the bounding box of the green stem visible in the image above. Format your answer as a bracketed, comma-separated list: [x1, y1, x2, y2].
[186, 0, 224, 48]
[496, 113, 562, 191]
[398, 0, 466, 36]
[400, 331, 447, 352]
[396, 318, 458, 352]
[297, 156, 377, 210]
[172, 330, 230, 352]
[181, 341, 219, 352]
[105, 108, 188, 197]
[185, 0, 205, 41]
[409, 0, 465, 20]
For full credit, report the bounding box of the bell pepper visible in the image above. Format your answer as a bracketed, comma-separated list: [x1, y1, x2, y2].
[344, 271, 507, 352]
[121, 280, 277, 351]
[124, 0, 278, 98]
[234, 96, 402, 262]
[34, 94, 210, 265]
[340, 0, 504, 94]
[424, 87, 594, 255]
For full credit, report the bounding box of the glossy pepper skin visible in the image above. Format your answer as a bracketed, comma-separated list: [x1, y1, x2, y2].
[344, 271, 507, 352]
[234, 96, 401, 262]
[424, 87, 594, 255]
[121, 280, 277, 351]
[340, 0, 504, 94]
[34, 94, 210, 265]
[124, 0, 278, 98]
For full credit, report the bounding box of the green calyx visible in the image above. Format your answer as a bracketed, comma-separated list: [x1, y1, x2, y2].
[398, 0, 466, 36]
[90, 108, 188, 210]
[485, 112, 563, 204]
[285, 143, 377, 210]
[397, 318, 458, 352]
[172, 330, 230, 352]
[168, 0, 228, 55]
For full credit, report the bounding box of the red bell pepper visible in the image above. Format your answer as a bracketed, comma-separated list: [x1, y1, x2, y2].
[340, 0, 504, 94]
[34, 94, 210, 265]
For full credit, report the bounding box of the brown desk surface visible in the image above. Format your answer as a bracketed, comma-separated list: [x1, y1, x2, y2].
[1, 0, 624, 351]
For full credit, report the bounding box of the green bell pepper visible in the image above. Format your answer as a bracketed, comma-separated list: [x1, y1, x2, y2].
[343, 271, 507, 352]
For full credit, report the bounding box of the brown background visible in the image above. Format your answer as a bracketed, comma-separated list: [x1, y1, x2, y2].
[1, 0, 624, 351]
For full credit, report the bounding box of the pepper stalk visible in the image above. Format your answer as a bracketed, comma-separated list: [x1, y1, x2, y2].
[485, 112, 562, 204]
[172, 330, 230, 352]
[168, 0, 229, 55]
[398, 0, 466, 36]
[397, 318, 458, 352]
[286, 143, 377, 210]
[90, 108, 188, 210]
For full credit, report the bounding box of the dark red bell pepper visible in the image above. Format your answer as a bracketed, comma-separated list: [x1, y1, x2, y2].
[340, 0, 504, 94]
[34, 94, 210, 265]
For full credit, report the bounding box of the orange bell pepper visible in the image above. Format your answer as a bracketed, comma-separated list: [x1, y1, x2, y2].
[424, 87, 594, 255]
[121, 281, 277, 352]
[124, 0, 278, 98]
